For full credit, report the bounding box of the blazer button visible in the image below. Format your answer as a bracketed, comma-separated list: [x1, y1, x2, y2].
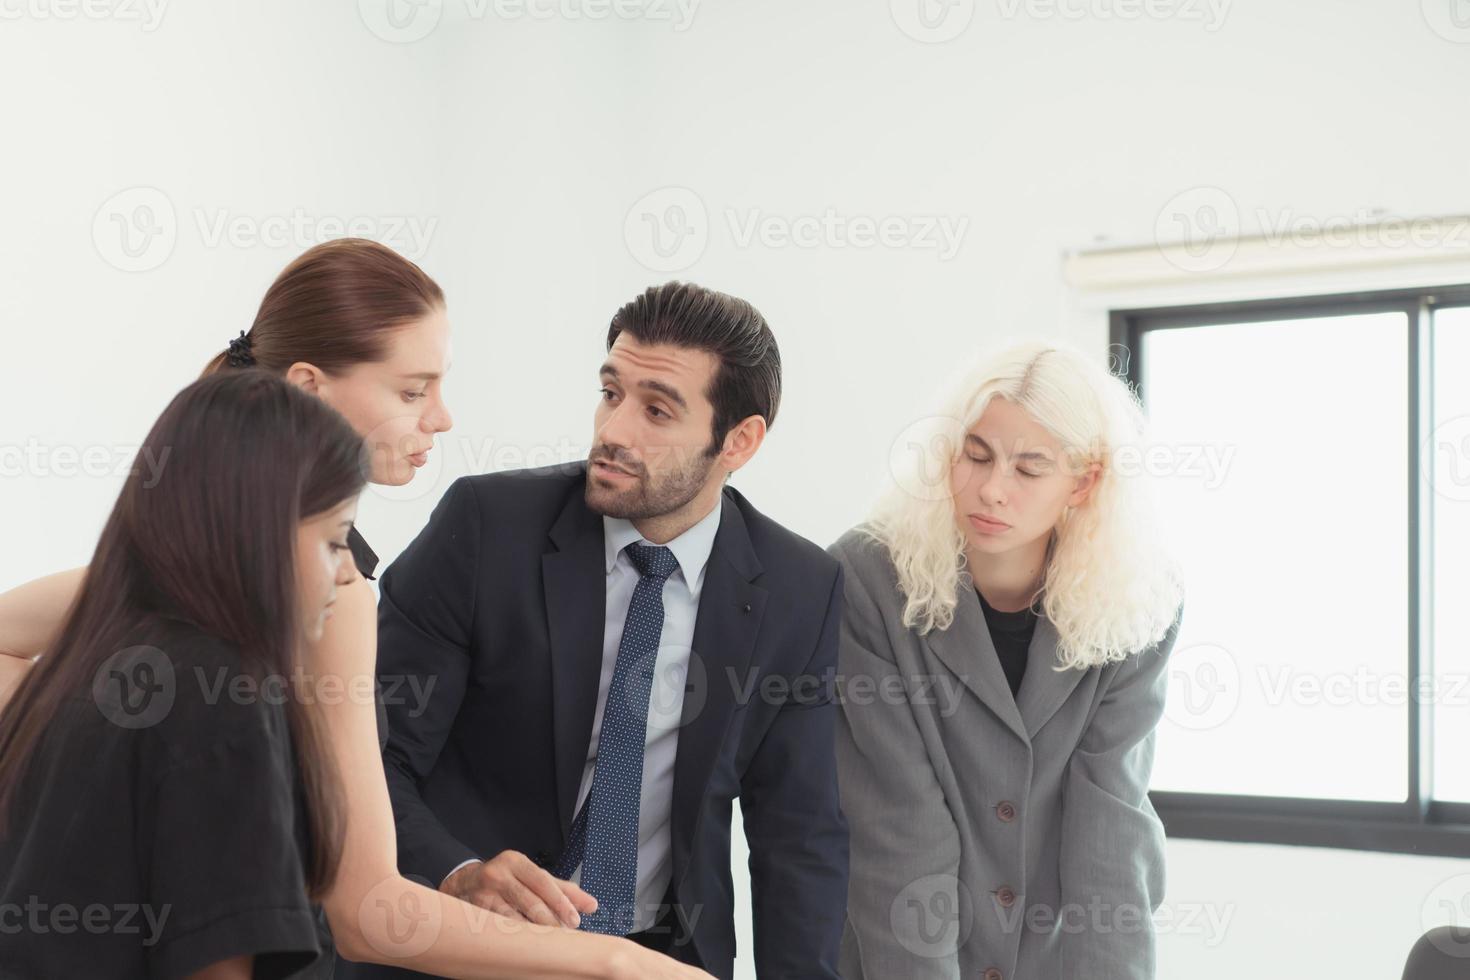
[995, 886, 1017, 909]
[996, 801, 1017, 822]
[983, 969, 1003, 980]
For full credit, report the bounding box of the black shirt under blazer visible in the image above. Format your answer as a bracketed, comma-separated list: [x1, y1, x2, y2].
[357, 461, 849, 979]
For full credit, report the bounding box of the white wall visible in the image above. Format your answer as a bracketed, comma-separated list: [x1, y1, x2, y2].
[0, 0, 447, 568]
[4, 1, 1469, 977]
[1159, 840, 1470, 978]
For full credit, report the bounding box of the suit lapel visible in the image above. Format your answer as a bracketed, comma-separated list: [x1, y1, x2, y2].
[924, 587, 1084, 741]
[542, 472, 608, 842]
[670, 490, 766, 892]
[1014, 612, 1083, 738]
[924, 587, 1028, 741]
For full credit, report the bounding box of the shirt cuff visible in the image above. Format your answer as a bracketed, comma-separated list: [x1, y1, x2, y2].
[440, 857, 482, 890]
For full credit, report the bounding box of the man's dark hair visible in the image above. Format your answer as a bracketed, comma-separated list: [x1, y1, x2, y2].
[607, 281, 782, 453]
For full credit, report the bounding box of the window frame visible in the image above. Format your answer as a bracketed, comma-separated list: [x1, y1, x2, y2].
[1115, 284, 1470, 858]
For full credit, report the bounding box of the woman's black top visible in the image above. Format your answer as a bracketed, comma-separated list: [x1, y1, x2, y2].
[348, 526, 391, 757]
[976, 588, 1038, 699]
[0, 616, 329, 979]
[347, 526, 379, 582]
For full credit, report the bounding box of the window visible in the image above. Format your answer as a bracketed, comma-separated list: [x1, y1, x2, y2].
[1431, 306, 1470, 806]
[1115, 286, 1470, 856]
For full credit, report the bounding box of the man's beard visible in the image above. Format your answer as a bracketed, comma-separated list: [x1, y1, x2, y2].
[584, 446, 717, 521]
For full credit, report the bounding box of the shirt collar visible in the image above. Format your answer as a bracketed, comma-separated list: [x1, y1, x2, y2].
[603, 496, 724, 593]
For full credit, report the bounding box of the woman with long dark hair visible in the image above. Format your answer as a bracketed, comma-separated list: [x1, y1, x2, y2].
[0, 241, 709, 979]
[0, 370, 363, 978]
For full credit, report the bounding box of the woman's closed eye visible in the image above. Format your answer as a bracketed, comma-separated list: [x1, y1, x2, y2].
[968, 454, 1039, 478]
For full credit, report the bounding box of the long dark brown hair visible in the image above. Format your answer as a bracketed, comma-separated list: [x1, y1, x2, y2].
[202, 237, 445, 379]
[0, 370, 368, 897]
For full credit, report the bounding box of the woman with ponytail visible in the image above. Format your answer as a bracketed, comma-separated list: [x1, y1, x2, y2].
[2, 237, 452, 706]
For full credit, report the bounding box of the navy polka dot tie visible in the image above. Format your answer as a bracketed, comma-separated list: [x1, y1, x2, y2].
[553, 541, 679, 935]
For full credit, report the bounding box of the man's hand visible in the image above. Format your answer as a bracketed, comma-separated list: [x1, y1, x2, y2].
[440, 851, 598, 929]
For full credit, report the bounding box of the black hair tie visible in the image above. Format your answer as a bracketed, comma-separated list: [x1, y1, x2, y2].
[226, 330, 256, 368]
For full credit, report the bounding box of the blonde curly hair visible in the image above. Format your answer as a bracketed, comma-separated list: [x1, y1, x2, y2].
[862, 340, 1184, 670]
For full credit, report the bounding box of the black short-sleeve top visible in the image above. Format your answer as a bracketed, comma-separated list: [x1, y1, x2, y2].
[0, 616, 332, 979]
[347, 526, 379, 582]
[347, 526, 391, 754]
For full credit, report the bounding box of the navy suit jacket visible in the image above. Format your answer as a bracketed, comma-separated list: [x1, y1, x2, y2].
[347, 461, 848, 979]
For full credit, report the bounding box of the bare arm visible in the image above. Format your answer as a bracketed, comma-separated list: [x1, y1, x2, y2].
[0, 566, 85, 658]
[0, 566, 85, 712]
[0, 655, 32, 713]
[312, 577, 710, 980]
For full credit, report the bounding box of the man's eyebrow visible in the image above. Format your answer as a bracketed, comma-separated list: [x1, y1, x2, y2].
[399, 371, 442, 381]
[965, 433, 1052, 462]
[640, 379, 688, 411]
[599, 364, 688, 411]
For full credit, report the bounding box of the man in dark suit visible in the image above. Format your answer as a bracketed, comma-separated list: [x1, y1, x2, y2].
[348, 283, 848, 979]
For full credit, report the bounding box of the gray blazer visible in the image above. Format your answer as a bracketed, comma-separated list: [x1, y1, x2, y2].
[827, 526, 1182, 980]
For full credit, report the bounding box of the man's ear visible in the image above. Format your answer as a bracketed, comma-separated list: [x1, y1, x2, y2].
[719, 415, 768, 474]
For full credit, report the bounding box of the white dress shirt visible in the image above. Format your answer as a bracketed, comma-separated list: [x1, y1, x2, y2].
[442, 496, 723, 934]
[569, 496, 723, 932]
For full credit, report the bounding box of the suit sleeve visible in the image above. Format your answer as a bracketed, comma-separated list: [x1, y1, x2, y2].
[738, 563, 850, 980]
[377, 475, 483, 887]
[1058, 604, 1184, 980]
[830, 542, 963, 980]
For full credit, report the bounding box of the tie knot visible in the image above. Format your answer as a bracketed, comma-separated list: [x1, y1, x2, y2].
[625, 542, 679, 582]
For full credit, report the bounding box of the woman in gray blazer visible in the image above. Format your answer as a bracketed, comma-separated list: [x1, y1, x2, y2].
[829, 341, 1185, 980]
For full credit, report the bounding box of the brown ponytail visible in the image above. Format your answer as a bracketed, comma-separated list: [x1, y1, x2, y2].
[202, 238, 445, 378]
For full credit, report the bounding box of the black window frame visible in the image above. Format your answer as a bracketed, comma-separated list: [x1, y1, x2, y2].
[1116, 283, 1470, 858]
